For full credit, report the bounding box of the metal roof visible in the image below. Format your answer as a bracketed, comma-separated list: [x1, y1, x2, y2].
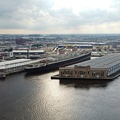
[70, 53, 120, 69]
[0, 59, 41, 69]
[13, 50, 44, 53]
[0, 59, 31, 66]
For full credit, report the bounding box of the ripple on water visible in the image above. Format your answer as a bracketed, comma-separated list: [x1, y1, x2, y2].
[0, 72, 120, 120]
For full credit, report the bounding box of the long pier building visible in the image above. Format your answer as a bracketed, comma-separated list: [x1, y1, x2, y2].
[53, 53, 120, 80]
[0, 59, 40, 76]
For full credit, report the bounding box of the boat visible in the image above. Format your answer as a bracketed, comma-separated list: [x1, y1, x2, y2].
[25, 51, 91, 74]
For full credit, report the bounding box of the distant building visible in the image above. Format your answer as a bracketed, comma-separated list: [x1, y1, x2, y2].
[58, 45, 93, 49]
[13, 50, 45, 59]
[15, 38, 26, 45]
[0, 52, 13, 61]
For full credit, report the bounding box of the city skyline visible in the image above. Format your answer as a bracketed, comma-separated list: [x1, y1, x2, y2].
[0, 0, 120, 34]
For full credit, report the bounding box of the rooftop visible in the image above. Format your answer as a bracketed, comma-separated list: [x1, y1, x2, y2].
[70, 53, 120, 69]
[0, 59, 41, 69]
[13, 50, 44, 53]
[0, 59, 31, 66]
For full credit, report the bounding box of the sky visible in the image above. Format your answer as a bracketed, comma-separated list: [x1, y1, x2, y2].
[0, 0, 120, 34]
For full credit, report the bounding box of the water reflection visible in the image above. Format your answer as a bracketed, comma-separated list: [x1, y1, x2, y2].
[59, 79, 113, 89]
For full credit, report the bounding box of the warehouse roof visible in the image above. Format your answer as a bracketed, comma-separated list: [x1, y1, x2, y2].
[0, 59, 31, 66]
[13, 50, 44, 53]
[0, 59, 41, 69]
[70, 53, 120, 69]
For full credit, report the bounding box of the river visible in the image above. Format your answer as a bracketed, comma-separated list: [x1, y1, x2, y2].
[0, 70, 120, 120]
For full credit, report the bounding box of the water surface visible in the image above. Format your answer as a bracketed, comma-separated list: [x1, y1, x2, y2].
[0, 71, 120, 120]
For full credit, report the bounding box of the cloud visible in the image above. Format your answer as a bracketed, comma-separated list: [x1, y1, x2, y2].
[0, 0, 120, 33]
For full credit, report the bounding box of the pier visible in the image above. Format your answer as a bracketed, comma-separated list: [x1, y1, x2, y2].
[0, 59, 41, 76]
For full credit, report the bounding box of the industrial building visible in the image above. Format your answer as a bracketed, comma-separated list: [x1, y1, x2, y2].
[13, 50, 45, 59]
[0, 59, 40, 75]
[57, 44, 93, 49]
[58, 53, 120, 80]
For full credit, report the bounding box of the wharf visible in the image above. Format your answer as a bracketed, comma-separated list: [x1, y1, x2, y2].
[0, 59, 41, 77]
[51, 72, 120, 80]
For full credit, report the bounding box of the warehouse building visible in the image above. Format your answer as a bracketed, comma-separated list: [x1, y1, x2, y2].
[13, 50, 45, 59]
[59, 53, 120, 79]
[0, 59, 41, 75]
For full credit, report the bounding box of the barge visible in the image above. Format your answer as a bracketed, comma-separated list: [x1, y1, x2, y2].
[51, 53, 120, 80]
